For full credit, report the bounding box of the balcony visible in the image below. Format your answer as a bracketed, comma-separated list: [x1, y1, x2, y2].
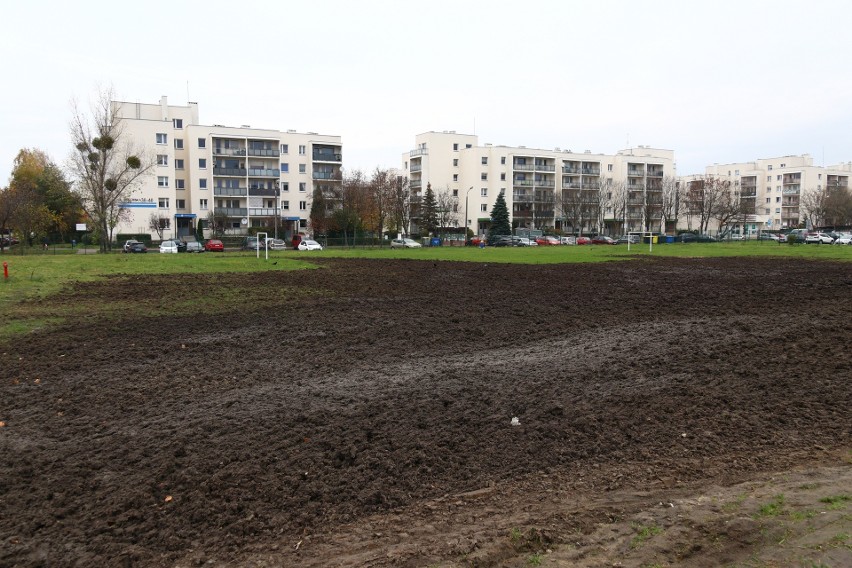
[581, 168, 601, 176]
[248, 168, 280, 177]
[213, 147, 246, 156]
[213, 187, 247, 196]
[512, 194, 534, 202]
[410, 164, 422, 172]
[313, 171, 338, 180]
[647, 169, 664, 177]
[581, 183, 600, 190]
[562, 167, 580, 174]
[213, 167, 247, 176]
[313, 151, 342, 162]
[247, 148, 280, 157]
[410, 179, 422, 189]
[535, 164, 555, 172]
[249, 187, 278, 197]
[513, 164, 535, 171]
[214, 207, 247, 216]
[782, 188, 800, 195]
[249, 208, 278, 216]
[740, 191, 757, 198]
[409, 148, 428, 157]
[562, 182, 581, 189]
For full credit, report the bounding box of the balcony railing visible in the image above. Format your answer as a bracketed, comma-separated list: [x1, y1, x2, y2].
[512, 194, 534, 202]
[535, 164, 555, 171]
[410, 179, 422, 189]
[647, 170, 664, 177]
[214, 207, 247, 216]
[213, 147, 246, 156]
[409, 148, 428, 157]
[213, 167, 247, 176]
[513, 164, 535, 171]
[213, 187, 247, 196]
[581, 168, 601, 175]
[313, 151, 342, 162]
[313, 171, 338, 180]
[248, 168, 280, 177]
[581, 183, 600, 190]
[782, 188, 800, 195]
[410, 164, 422, 172]
[627, 169, 645, 175]
[247, 148, 280, 157]
[563, 182, 581, 189]
[249, 208, 277, 216]
[249, 188, 277, 197]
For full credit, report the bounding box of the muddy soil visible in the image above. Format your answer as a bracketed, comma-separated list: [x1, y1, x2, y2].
[1, 257, 850, 567]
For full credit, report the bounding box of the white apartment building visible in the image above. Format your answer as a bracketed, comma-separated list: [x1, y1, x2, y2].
[401, 131, 676, 236]
[696, 155, 852, 233]
[112, 96, 342, 241]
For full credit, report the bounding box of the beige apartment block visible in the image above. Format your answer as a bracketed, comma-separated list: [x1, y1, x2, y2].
[112, 96, 342, 241]
[694, 155, 852, 234]
[402, 131, 675, 236]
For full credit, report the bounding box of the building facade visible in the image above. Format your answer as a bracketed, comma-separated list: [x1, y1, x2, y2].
[401, 131, 676, 237]
[112, 97, 342, 241]
[697, 155, 852, 234]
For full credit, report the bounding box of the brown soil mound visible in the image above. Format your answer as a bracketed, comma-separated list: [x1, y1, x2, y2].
[1, 257, 850, 567]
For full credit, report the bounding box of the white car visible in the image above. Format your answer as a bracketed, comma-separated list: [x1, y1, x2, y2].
[390, 238, 422, 249]
[832, 234, 852, 245]
[804, 232, 834, 244]
[267, 238, 288, 250]
[297, 239, 323, 251]
[159, 240, 179, 254]
[560, 236, 576, 245]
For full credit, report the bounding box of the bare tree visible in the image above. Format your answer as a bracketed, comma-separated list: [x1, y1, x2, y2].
[435, 187, 459, 237]
[800, 187, 828, 229]
[712, 181, 744, 237]
[367, 168, 397, 244]
[609, 180, 629, 235]
[148, 213, 167, 240]
[532, 189, 556, 231]
[68, 87, 153, 251]
[206, 210, 229, 237]
[824, 184, 852, 227]
[593, 177, 613, 234]
[683, 176, 729, 234]
[391, 176, 412, 236]
[660, 176, 681, 233]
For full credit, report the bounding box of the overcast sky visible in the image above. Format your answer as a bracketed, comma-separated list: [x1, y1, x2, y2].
[2, 0, 850, 185]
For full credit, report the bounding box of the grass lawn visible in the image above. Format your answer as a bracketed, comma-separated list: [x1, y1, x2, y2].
[1, 241, 849, 340]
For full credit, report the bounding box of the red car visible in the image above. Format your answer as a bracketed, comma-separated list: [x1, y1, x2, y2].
[535, 236, 560, 246]
[576, 236, 592, 245]
[204, 239, 224, 252]
[591, 235, 617, 245]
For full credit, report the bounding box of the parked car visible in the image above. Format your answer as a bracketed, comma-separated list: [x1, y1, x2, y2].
[832, 233, 852, 245]
[514, 237, 538, 246]
[804, 232, 834, 244]
[757, 233, 782, 242]
[535, 236, 560, 246]
[297, 239, 324, 251]
[559, 236, 576, 245]
[123, 239, 142, 253]
[204, 239, 224, 252]
[185, 241, 205, 252]
[242, 236, 262, 250]
[126, 241, 147, 253]
[159, 240, 179, 254]
[591, 235, 616, 245]
[615, 235, 640, 244]
[267, 238, 288, 250]
[390, 238, 422, 249]
[576, 236, 592, 245]
[492, 236, 516, 247]
[469, 236, 486, 246]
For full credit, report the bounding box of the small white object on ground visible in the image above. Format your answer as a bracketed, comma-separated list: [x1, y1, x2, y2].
[510, 417, 520, 426]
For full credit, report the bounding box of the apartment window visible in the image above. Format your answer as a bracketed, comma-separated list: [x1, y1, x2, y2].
[281, 182, 289, 192]
[175, 179, 185, 189]
[282, 200, 290, 210]
[735, 169, 740, 175]
[766, 198, 770, 203]
[728, 171, 731, 176]
[453, 174, 458, 182]
[777, 175, 781, 181]
[299, 182, 306, 192]
[500, 173, 506, 181]
[199, 158, 207, 169]
[158, 198, 169, 208]
[777, 186, 781, 192]
[157, 176, 169, 187]
[174, 159, 184, 170]
[767, 175, 771, 181]
[776, 196, 781, 203]
[481, 157, 488, 165]
[768, 165, 773, 171]
[452, 189, 458, 197]
[280, 144, 288, 154]
[199, 199, 208, 210]
[299, 201, 307, 210]
[453, 143, 459, 151]
[765, 208, 771, 215]
[176, 199, 186, 209]
[453, 159, 458, 166]
[158, 218, 170, 230]
[197, 138, 206, 148]
[298, 145, 306, 155]
[501, 156, 506, 165]
[404, 161, 408, 170]
[466, 144, 472, 149]
[776, 208, 781, 213]
[480, 188, 487, 197]
[818, 173, 822, 179]
[481, 173, 487, 181]
[174, 139, 184, 150]
[156, 133, 167, 144]
[780, 163, 785, 167]
[608, 164, 613, 171]
[281, 163, 289, 173]
[299, 164, 306, 173]
[157, 154, 168, 166]
[199, 178, 207, 189]
[480, 204, 487, 212]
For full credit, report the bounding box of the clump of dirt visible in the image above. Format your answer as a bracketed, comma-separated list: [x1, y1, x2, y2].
[1, 257, 850, 567]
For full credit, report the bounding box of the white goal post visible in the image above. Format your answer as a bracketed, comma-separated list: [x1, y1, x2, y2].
[627, 231, 657, 252]
[256, 231, 268, 260]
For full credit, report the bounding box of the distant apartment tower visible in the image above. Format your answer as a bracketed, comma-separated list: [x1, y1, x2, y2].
[401, 131, 675, 236]
[112, 96, 342, 240]
[696, 155, 852, 233]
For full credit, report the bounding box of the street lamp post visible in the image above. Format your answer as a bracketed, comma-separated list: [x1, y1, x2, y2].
[273, 180, 280, 239]
[464, 186, 473, 245]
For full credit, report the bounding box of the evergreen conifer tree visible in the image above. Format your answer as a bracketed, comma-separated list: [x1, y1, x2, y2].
[488, 190, 511, 243]
[422, 183, 438, 235]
